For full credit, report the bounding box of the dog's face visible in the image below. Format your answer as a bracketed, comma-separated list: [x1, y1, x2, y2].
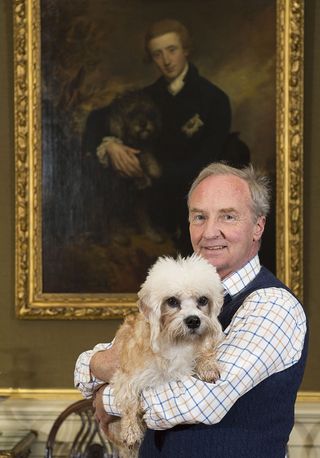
[125, 104, 159, 143]
[160, 291, 218, 342]
[109, 90, 161, 147]
[138, 254, 224, 352]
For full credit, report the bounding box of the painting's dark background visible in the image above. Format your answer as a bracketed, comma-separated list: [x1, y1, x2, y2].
[40, 0, 276, 293]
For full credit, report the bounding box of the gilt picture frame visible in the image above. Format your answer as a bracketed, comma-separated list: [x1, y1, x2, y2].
[14, 0, 303, 319]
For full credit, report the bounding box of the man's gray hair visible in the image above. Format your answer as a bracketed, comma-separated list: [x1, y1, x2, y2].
[187, 162, 271, 219]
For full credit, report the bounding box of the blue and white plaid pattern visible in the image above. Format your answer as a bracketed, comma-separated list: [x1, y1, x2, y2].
[74, 342, 113, 398]
[74, 255, 306, 430]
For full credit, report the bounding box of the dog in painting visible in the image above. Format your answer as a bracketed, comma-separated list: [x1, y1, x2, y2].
[105, 254, 224, 457]
[96, 89, 163, 243]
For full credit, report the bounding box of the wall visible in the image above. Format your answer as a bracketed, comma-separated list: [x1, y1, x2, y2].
[0, 0, 319, 390]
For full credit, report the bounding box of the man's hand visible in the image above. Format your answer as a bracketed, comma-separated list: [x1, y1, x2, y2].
[93, 384, 118, 435]
[97, 140, 143, 177]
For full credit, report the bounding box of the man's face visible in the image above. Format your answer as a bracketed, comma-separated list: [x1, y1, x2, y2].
[189, 174, 265, 279]
[148, 32, 188, 81]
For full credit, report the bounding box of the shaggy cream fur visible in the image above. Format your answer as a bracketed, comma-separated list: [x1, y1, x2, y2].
[106, 254, 224, 457]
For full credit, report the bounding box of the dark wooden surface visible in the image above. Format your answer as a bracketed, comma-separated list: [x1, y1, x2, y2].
[0, 430, 37, 458]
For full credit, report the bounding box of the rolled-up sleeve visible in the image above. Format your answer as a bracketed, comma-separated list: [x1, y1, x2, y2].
[74, 342, 112, 398]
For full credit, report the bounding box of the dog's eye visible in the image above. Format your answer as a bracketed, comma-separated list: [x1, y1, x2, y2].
[197, 296, 209, 306]
[166, 296, 180, 308]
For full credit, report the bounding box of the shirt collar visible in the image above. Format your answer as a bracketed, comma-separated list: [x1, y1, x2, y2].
[222, 255, 261, 298]
[167, 63, 189, 95]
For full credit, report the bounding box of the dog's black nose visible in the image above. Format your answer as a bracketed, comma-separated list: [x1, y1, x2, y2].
[185, 315, 201, 329]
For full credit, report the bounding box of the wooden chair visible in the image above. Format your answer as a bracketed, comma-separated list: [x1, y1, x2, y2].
[45, 398, 115, 457]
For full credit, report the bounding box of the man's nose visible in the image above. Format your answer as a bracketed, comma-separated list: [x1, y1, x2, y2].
[202, 220, 222, 238]
[163, 51, 171, 65]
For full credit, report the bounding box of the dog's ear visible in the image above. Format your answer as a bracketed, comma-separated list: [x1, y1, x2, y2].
[109, 113, 124, 139]
[209, 293, 223, 335]
[138, 296, 162, 354]
[207, 275, 224, 338]
[210, 290, 224, 318]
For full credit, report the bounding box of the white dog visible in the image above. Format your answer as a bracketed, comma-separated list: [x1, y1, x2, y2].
[105, 254, 224, 457]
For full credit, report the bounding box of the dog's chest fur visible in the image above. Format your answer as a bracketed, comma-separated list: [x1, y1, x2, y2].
[131, 342, 197, 390]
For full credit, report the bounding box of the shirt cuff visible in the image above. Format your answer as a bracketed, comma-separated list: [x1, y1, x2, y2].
[96, 137, 123, 167]
[102, 384, 121, 417]
[74, 343, 112, 398]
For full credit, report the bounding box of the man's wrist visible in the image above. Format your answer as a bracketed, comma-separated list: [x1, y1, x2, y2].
[101, 136, 123, 146]
[93, 382, 108, 399]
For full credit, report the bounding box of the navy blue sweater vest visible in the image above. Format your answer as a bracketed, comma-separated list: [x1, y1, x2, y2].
[139, 267, 308, 457]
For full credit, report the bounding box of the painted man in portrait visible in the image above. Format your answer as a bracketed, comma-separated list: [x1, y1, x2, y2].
[81, 18, 239, 254]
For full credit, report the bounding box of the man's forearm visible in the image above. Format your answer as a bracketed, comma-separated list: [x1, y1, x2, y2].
[90, 346, 119, 382]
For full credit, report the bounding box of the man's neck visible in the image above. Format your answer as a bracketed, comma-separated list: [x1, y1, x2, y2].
[167, 63, 189, 95]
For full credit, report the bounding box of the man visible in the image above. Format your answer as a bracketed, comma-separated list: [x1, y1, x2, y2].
[82, 19, 231, 251]
[75, 163, 307, 457]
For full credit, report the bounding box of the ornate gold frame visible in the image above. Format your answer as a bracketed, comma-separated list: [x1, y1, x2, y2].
[14, 0, 304, 319]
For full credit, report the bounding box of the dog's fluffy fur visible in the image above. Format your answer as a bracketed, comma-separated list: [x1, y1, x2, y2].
[108, 89, 162, 189]
[105, 254, 224, 457]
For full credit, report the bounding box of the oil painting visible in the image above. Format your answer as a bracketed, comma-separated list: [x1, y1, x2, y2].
[14, 0, 304, 318]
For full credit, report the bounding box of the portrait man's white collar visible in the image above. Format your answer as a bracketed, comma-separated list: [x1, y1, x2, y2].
[167, 64, 189, 95]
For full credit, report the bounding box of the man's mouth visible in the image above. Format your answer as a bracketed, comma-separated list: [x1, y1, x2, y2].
[203, 245, 226, 251]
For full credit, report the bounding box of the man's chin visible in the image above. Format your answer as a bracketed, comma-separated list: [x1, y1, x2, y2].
[165, 70, 181, 81]
[200, 251, 221, 265]
[165, 74, 177, 81]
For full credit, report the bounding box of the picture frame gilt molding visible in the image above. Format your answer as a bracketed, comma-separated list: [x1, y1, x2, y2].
[14, 0, 304, 319]
[276, 0, 304, 300]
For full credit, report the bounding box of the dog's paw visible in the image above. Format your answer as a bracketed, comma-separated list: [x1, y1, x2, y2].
[196, 360, 220, 383]
[121, 419, 144, 448]
[117, 444, 139, 458]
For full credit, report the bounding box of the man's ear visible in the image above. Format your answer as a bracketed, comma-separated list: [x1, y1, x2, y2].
[253, 216, 266, 241]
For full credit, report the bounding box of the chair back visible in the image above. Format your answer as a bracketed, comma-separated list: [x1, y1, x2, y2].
[45, 398, 115, 457]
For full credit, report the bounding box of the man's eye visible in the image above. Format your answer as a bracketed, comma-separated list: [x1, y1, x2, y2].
[166, 297, 180, 308]
[197, 296, 209, 306]
[191, 214, 205, 223]
[223, 214, 236, 221]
